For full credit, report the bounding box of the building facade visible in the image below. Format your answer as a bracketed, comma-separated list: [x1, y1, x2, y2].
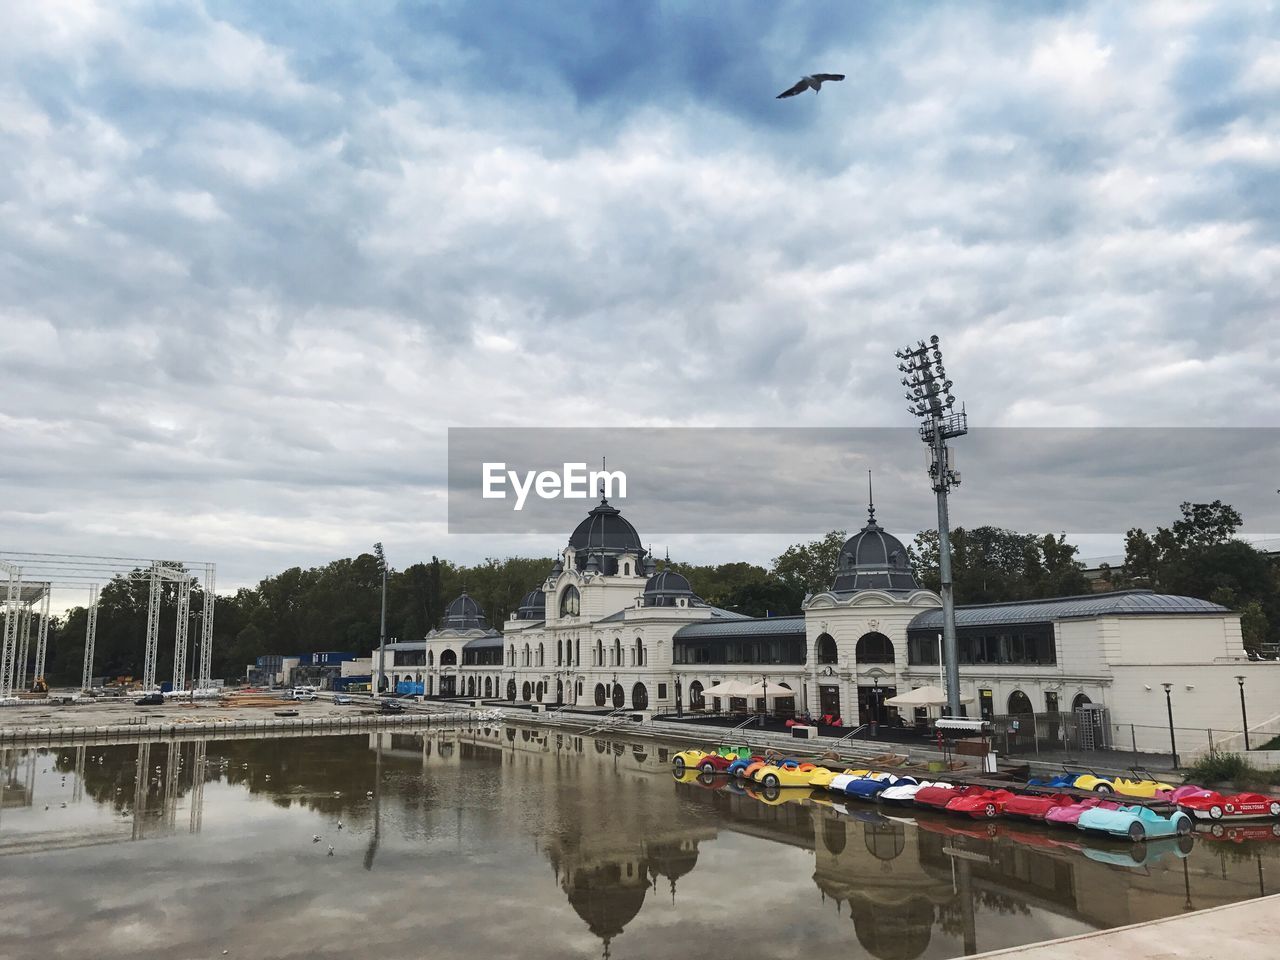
[374, 495, 1280, 755]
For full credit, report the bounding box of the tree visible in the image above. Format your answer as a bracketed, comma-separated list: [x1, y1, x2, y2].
[771, 530, 847, 595]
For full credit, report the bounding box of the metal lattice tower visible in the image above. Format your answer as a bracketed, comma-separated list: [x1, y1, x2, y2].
[16, 604, 31, 690]
[34, 585, 50, 684]
[1, 563, 19, 698]
[197, 563, 216, 690]
[81, 584, 99, 692]
[171, 574, 192, 692]
[189, 740, 207, 834]
[142, 563, 163, 690]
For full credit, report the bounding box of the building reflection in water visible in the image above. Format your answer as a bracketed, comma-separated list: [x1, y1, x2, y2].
[4, 725, 1280, 958]
[413, 723, 1280, 959]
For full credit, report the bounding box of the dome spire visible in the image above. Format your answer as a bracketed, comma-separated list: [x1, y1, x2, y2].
[867, 469, 875, 525]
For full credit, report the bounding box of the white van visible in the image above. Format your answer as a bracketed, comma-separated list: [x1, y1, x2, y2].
[291, 687, 318, 701]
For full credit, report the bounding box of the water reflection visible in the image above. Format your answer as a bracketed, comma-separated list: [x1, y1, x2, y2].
[1, 728, 1278, 959]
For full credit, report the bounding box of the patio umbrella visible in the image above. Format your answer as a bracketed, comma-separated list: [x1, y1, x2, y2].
[885, 685, 974, 708]
[702, 680, 758, 699]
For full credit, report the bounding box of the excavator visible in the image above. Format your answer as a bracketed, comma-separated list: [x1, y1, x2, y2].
[30, 677, 48, 695]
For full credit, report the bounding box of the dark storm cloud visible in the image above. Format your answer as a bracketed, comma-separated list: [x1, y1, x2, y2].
[1, 1, 1278, 596]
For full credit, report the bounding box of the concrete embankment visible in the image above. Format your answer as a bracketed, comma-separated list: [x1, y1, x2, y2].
[968, 893, 1280, 959]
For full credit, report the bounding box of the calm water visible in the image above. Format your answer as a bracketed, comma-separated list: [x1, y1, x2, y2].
[1, 724, 1276, 960]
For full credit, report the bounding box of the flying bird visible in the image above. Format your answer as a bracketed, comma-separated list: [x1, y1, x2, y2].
[776, 73, 845, 99]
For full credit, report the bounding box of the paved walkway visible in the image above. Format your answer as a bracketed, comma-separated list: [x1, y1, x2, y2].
[970, 893, 1280, 959]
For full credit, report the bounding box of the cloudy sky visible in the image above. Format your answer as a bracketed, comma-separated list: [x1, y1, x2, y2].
[3, 1, 1279, 596]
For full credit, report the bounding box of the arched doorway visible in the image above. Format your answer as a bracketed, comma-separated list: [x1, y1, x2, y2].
[555, 679, 563, 703]
[689, 681, 704, 710]
[484, 676, 492, 698]
[1072, 692, 1092, 712]
[522, 681, 532, 701]
[466, 676, 474, 696]
[535, 681, 544, 702]
[594, 683, 607, 707]
[816, 633, 837, 664]
[631, 682, 648, 710]
[855, 632, 894, 663]
[1007, 690, 1033, 715]
[506, 679, 516, 701]
[612, 683, 625, 709]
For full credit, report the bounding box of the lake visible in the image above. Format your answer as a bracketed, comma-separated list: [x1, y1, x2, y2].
[0, 722, 1275, 959]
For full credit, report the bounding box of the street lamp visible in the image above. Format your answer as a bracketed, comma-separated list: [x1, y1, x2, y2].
[1236, 675, 1250, 751]
[897, 334, 967, 717]
[374, 543, 388, 696]
[1162, 682, 1179, 768]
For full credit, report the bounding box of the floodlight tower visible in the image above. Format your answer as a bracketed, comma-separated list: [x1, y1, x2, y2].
[374, 542, 388, 695]
[897, 334, 967, 717]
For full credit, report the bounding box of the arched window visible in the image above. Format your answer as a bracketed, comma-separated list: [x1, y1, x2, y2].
[635, 638, 644, 667]
[576, 639, 581, 665]
[559, 586, 580, 617]
[596, 639, 603, 667]
[557, 640, 563, 666]
[816, 633, 837, 664]
[522, 681, 532, 701]
[612, 683, 625, 709]
[613, 638, 622, 667]
[535, 681, 544, 701]
[623, 561, 630, 576]
[632, 682, 648, 710]
[555, 679, 563, 703]
[855, 632, 895, 664]
[689, 681, 705, 709]
[594, 683, 607, 706]
[1007, 690, 1034, 715]
[440, 649, 457, 667]
[523, 644, 530, 667]
[467, 676, 475, 696]
[506, 679, 516, 701]
[428, 650, 434, 667]
[1072, 693, 1092, 712]
[484, 676, 492, 698]
[823, 818, 847, 856]
[537, 643, 544, 667]
[864, 821, 906, 861]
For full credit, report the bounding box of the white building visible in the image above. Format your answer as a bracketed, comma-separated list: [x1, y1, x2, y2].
[375, 495, 1280, 756]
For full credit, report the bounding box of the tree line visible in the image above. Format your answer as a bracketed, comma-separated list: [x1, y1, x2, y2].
[37, 500, 1278, 683]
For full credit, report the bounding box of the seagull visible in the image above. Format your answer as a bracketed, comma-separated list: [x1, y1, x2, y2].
[327, 845, 334, 856]
[337, 820, 344, 830]
[776, 73, 845, 99]
[312, 835, 322, 843]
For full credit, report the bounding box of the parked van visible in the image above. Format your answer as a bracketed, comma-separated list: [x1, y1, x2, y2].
[291, 687, 318, 701]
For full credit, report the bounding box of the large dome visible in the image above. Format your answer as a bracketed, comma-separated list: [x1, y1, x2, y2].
[568, 497, 643, 575]
[442, 592, 488, 630]
[830, 507, 921, 594]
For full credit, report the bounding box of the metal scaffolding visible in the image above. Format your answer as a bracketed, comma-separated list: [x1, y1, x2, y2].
[0, 551, 217, 695]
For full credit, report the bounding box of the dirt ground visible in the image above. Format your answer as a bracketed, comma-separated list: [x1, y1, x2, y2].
[0, 690, 381, 731]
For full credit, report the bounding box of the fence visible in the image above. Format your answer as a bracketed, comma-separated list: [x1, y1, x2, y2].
[989, 707, 1277, 769]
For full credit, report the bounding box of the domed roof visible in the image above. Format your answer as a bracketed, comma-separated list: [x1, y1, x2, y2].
[830, 505, 921, 594]
[569, 497, 643, 576]
[568, 497, 643, 553]
[516, 588, 546, 620]
[564, 862, 649, 944]
[442, 592, 488, 630]
[642, 570, 697, 607]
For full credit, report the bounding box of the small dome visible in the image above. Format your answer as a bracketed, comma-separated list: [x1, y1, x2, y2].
[442, 592, 488, 630]
[831, 507, 920, 594]
[643, 570, 697, 607]
[516, 589, 546, 620]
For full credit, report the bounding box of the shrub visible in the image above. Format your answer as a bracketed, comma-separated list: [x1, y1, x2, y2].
[1186, 751, 1262, 785]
